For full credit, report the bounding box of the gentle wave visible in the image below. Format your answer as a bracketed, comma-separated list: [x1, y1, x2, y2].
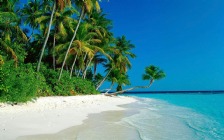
[122, 96, 224, 140]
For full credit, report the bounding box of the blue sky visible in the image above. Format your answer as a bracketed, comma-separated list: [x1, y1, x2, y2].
[100, 0, 224, 91]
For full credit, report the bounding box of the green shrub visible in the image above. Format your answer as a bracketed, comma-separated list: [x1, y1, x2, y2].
[0, 62, 100, 103]
[0, 62, 38, 103]
[73, 77, 99, 95]
[39, 66, 99, 95]
[35, 72, 54, 97]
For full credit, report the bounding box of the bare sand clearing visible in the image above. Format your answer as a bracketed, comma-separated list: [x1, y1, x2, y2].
[0, 95, 137, 140]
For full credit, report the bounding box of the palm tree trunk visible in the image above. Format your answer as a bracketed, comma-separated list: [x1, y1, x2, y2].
[96, 68, 112, 90]
[105, 83, 114, 94]
[83, 56, 94, 79]
[66, 64, 69, 72]
[93, 62, 97, 79]
[58, 6, 85, 80]
[28, 29, 34, 42]
[37, 2, 56, 72]
[77, 52, 87, 77]
[105, 79, 154, 96]
[53, 34, 56, 70]
[77, 69, 82, 77]
[70, 52, 78, 78]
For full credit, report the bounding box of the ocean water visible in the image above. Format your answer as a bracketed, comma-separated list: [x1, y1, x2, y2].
[123, 93, 224, 140]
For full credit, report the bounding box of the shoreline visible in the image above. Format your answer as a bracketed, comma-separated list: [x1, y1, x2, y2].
[0, 95, 137, 140]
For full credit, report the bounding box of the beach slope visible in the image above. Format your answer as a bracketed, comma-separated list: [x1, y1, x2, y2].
[0, 95, 136, 140]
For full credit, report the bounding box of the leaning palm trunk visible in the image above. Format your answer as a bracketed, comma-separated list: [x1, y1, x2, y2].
[82, 56, 94, 79]
[28, 30, 34, 41]
[70, 52, 78, 78]
[77, 69, 82, 77]
[93, 62, 97, 79]
[104, 83, 114, 94]
[105, 79, 154, 96]
[37, 2, 56, 72]
[96, 68, 112, 90]
[77, 52, 87, 77]
[58, 6, 85, 80]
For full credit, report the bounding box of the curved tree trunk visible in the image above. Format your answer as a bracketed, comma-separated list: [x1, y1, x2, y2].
[70, 52, 78, 78]
[104, 79, 154, 96]
[28, 29, 34, 42]
[96, 68, 112, 90]
[93, 62, 97, 79]
[104, 82, 114, 94]
[77, 52, 87, 77]
[82, 56, 94, 79]
[58, 6, 85, 80]
[37, 2, 56, 72]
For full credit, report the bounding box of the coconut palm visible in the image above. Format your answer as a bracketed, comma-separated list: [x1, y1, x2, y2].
[0, 1, 28, 67]
[105, 65, 166, 96]
[84, 9, 113, 79]
[92, 54, 107, 78]
[95, 58, 115, 90]
[58, 0, 101, 80]
[37, 0, 72, 72]
[52, 6, 77, 69]
[143, 65, 166, 82]
[21, 0, 43, 40]
[55, 22, 96, 78]
[114, 36, 136, 73]
[37, 1, 56, 72]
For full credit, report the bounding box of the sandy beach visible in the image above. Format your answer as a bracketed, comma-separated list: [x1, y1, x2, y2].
[0, 95, 137, 140]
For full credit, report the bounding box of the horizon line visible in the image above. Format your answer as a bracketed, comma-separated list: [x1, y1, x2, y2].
[121, 90, 224, 94]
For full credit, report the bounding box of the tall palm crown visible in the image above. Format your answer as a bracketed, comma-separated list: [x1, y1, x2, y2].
[74, 0, 100, 14]
[113, 36, 136, 72]
[58, 0, 102, 80]
[142, 65, 166, 82]
[0, 0, 27, 67]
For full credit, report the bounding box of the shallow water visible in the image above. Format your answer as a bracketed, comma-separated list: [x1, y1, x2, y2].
[124, 93, 224, 140]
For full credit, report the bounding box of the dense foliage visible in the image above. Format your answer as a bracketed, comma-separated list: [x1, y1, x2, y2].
[0, 62, 38, 102]
[0, 0, 133, 103]
[0, 0, 164, 103]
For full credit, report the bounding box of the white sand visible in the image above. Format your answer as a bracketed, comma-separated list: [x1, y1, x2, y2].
[0, 95, 137, 140]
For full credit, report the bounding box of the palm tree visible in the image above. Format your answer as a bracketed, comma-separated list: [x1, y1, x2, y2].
[55, 22, 96, 78]
[105, 65, 166, 96]
[21, 0, 42, 40]
[37, 0, 71, 72]
[142, 65, 166, 86]
[97, 36, 136, 90]
[114, 36, 136, 73]
[85, 10, 113, 79]
[92, 54, 107, 78]
[37, 1, 56, 72]
[95, 59, 115, 90]
[0, 1, 27, 67]
[58, 0, 101, 80]
[116, 73, 130, 91]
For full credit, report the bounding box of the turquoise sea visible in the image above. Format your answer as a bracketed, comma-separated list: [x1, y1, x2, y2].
[123, 93, 224, 140]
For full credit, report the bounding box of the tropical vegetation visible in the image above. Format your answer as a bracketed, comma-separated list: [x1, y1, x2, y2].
[0, 0, 165, 103]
